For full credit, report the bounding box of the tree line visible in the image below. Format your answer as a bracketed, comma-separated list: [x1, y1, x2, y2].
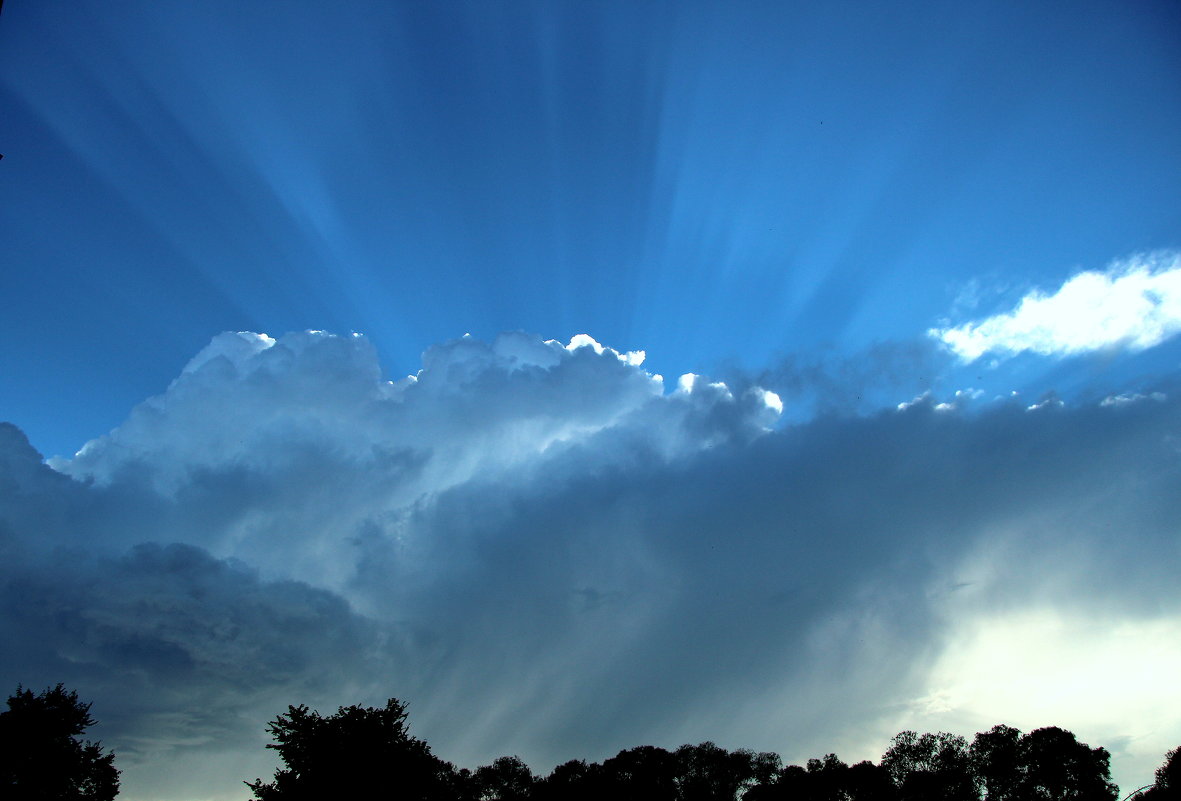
[2, 686, 1177, 800]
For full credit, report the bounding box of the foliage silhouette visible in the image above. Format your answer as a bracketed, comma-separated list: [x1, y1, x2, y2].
[245, 698, 456, 801]
[473, 755, 535, 801]
[674, 741, 779, 801]
[0, 683, 120, 801]
[881, 730, 975, 801]
[600, 744, 680, 800]
[1014, 726, 1117, 801]
[241, 698, 1134, 801]
[745, 753, 896, 800]
[534, 759, 601, 801]
[845, 759, 901, 801]
[970, 724, 1023, 801]
[1129, 747, 1180, 801]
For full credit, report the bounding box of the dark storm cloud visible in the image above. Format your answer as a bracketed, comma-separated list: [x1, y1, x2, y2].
[1, 331, 1178, 800]
[363, 385, 1180, 761]
[0, 532, 393, 795]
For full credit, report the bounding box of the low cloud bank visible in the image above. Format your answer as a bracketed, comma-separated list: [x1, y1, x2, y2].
[1, 330, 1178, 800]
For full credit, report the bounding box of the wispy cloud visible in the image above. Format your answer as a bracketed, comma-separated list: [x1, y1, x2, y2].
[930, 252, 1181, 362]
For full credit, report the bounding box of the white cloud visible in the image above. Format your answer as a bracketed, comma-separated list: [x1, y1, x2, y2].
[896, 387, 982, 413]
[564, 332, 646, 366]
[1027, 395, 1064, 412]
[931, 252, 1181, 362]
[181, 331, 276, 375]
[1100, 391, 1167, 407]
[897, 391, 933, 411]
[759, 388, 784, 414]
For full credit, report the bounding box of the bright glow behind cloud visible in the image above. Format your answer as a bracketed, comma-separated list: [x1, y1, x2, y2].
[931, 252, 1181, 361]
[922, 612, 1181, 726]
[915, 610, 1181, 790]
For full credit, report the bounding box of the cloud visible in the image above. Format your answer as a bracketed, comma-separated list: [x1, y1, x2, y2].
[0, 534, 391, 797]
[930, 252, 1181, 362]
[2, 330, 1179, 799]
[1100, 391, 1167, 407]
[48, 331, 778, 584]
[745, 340, 941, 421]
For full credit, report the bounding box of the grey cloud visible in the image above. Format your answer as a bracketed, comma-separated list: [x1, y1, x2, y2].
[0, 537, 394, 796]
[1, 332, 1178, 799]
[735, 339, 945, 421]
[370, 390, 1180, 766]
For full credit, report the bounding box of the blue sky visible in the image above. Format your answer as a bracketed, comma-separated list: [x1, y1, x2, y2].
[1, 2, 1180, 800]
[3, 0, 1178, 457]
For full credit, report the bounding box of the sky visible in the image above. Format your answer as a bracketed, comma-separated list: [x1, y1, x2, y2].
[0, 1, 1179, 799]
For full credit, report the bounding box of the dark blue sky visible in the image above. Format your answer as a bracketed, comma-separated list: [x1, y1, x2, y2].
[1, 4, 1180, 800]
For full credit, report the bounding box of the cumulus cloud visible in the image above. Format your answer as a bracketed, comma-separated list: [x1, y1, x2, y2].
[49, 331, 778, 585]
[1, 330, 1179, 799]
[930, 252, 1181, 362]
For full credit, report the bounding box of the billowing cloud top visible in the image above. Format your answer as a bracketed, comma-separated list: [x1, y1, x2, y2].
[930, 252, 1181, 362]
[67, 331, 776, 488]
[1, 330, 1178, 801]
[57, 331, 779, 582]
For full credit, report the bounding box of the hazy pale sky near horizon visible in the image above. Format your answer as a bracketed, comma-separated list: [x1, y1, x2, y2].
[1, 2, 1179, 800]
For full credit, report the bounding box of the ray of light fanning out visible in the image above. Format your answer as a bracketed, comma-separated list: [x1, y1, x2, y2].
[0, 3, 1179, 800]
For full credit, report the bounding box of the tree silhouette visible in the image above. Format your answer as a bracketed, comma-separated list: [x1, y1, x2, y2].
[670, 741, 778, 801]
[881, 730, 975, 801]
[600, 744, 680, 801]
[245, 698, 456, 801]
[845, 759, 900, 800]
[746, 753, 897, 801]
[970, 724, 1023, 801]
[1127, 746, 1179, 801]
[473, 755, 535, 801]
[1149, 747, 1181, 799]
[1013, 726, 1117, 801]
[0, 683, 119, 801]
[1158, 748, 1181, 794]
[778, 754, 853, 800]
[238, 698, 1134, 801]
[535, 759, 602, 801]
